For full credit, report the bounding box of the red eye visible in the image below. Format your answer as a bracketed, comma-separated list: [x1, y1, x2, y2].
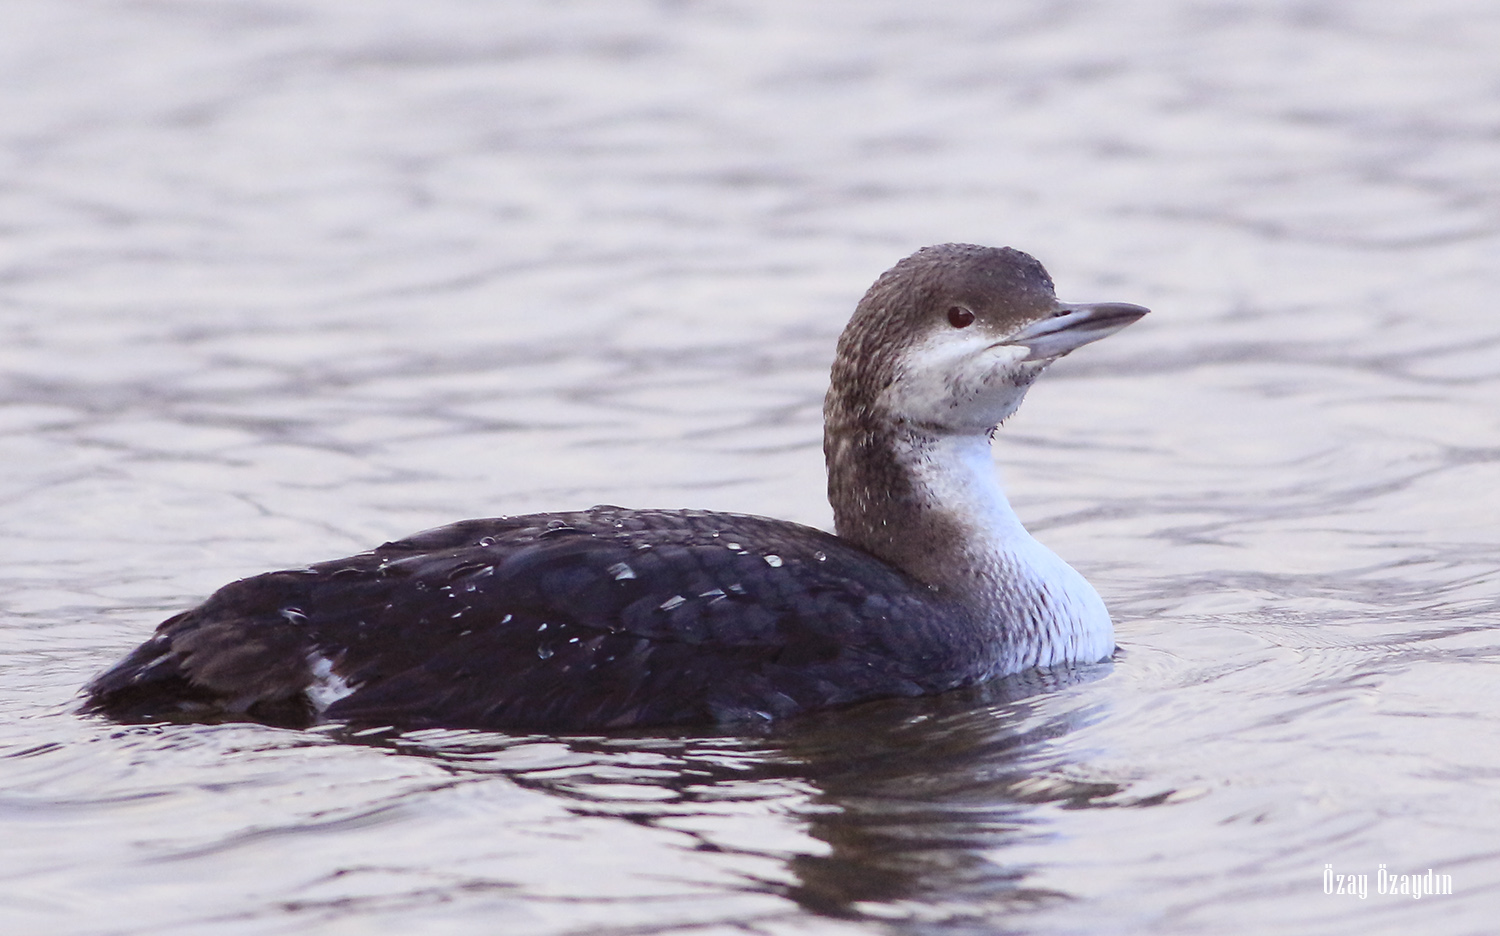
[948, 306, 975, 328]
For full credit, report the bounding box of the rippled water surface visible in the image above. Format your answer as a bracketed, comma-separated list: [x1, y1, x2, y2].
[4, 1, 1500, 933]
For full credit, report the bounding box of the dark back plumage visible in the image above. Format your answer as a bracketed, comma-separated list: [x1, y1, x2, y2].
[85, 507, 990, 730]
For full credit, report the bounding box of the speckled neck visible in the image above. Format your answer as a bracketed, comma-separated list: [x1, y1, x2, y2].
[822, 410, 1009, 599]
[822, 406, 1112, 668]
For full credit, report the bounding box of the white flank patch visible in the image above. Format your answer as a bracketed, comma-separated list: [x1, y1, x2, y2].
[306, 652, 357, 715]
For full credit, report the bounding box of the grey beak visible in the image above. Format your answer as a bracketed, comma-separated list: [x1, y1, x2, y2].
[1004, 302, 1149, 361]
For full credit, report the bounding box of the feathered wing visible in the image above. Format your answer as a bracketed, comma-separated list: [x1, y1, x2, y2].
[85, 508, 981, 730]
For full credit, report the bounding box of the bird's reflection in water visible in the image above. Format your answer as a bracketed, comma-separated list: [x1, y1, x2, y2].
[354, 663, 1136, 927]
[768, 664, 1129, 924]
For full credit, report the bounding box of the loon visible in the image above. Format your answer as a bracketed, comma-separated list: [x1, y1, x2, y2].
[83, 244, 1147, 731]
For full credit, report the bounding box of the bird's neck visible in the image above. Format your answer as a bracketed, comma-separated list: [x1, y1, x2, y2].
[824, 421, 1024, 594]
[823, 418, 1113, 666]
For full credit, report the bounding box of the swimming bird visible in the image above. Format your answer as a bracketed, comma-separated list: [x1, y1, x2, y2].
[83, 244, 1147, 731]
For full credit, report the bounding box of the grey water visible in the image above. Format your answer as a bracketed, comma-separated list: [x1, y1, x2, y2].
[3, 0, 1499, 933]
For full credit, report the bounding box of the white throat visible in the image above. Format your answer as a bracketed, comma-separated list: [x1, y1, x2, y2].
[904, 430, 1115, 672]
